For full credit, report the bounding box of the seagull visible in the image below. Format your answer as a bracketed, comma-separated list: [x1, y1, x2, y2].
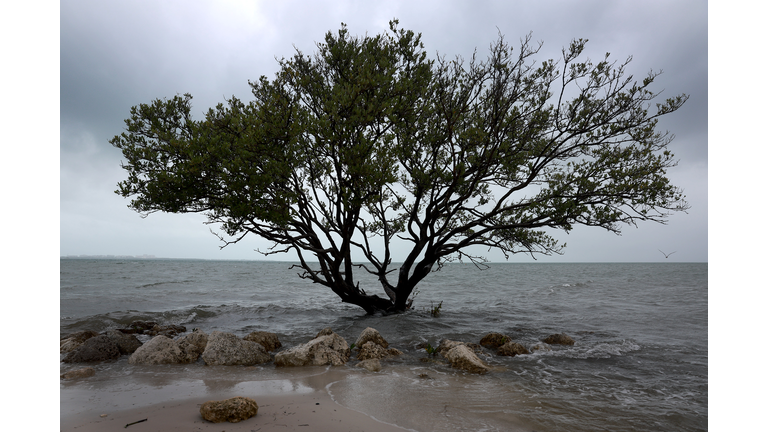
[659, 250, 676, 259]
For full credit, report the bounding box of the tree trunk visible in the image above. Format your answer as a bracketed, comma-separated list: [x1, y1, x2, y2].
[340, 292, 395, 314]
[393, 291, 412, 312]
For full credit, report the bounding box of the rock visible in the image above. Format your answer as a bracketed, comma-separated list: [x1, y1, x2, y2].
[128, 335, 185, 365]
[60, 330, 99, 353]
[62, 335, 121, 363]
[437, 339, 484, 357]
[542, 333, 575, 346]
[274, 329, 350, 367]
[479, 332, 510, 349]
[354, 327, 389, 349]
[530, 343, 552, 352]
[176, 330, 209, 363]
[353, 328, 400, 361]
[149, 324, 187, 337]
[202, 331, 271, 366]
[178, 329, 208, 351]
[200, 396, 258, 423]
[357, 341, 387, 360]
[128, 334, 205, 365]
[243, 331, 282, 352]
[103, 329, 142, 354]
[497, 341, 530, 356]
[315, 327, 335, 337]
[357, 341, 402, 360]
[442, 344, 490, 374]
[357, 358, 382, 372]
[60, 367, 95, 380]
[436, 339, 463, 356]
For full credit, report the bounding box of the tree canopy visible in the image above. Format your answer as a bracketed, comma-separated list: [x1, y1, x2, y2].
[111, 21, 689, 313]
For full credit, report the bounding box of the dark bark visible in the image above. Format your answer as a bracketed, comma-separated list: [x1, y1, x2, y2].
[342, 291, 395, 314]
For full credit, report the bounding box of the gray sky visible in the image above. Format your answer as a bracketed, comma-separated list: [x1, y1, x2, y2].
[58, 0, 708, 262]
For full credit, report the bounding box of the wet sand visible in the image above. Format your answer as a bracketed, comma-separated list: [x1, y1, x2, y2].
[60, 360, 537, 432]
[61, 390, 408, 431]
[61, 366, 411, 431]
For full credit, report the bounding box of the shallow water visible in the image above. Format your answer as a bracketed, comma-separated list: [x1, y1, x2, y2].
[61, 259, 707, 431]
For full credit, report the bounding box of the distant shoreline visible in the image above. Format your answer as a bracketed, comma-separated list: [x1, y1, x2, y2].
[59, 255, 284, 262]
[59, 256, 706, 264]
[61, 254, 158, 259]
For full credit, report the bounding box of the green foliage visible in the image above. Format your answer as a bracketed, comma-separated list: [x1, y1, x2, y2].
[425, 343, 438, 356]
[429, 301, 443, 317]
[112, 21, 689, 314]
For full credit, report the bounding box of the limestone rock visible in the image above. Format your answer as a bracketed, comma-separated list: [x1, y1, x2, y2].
[357, 358, 382, 372]
[465, 342, 485, 353]
[357, 341, 403, 360]
[315, 327, 335, 338]
[542, 333, 575, 346]
[497, 341, 530, 356]
[437, 339, 484, 357]
[62, 335, 121, 363]
[442, 344, 490, 374]
[176, 330, 209, 363]
[273, 346, 310, 367]
[354, 327, 389, 349]
[128, 335, 185, 364]
[60, 367, 95, 380]
[357, 341, 387, 360]
[274, 329, 350, 367]
[129, 333, 206, 365]
[202, 331, 271, 366]
[200, 396, 258, 423]
[436, 339, 464, 356]
[60, 330, 99, 353]
[243, 331, 282, 352]
[150, 324, 187, 337]
[479, 332, 510, 349]
[103, 329, 142, 354]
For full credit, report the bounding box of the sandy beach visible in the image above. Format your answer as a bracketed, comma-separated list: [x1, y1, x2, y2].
[61, 354, 549, 432]
[60, 366, 413, 431]
[61, 390, 408, 431]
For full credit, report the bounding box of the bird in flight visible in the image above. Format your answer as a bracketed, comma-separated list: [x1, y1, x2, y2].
[659, 250, 676, 259]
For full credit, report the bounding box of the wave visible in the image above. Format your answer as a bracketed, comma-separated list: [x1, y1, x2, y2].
[530, 338, 642, 360]
[135, 280, 196, 289]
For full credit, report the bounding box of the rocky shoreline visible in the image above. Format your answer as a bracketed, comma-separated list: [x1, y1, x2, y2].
[61, 321, 576, 378]
[61, 324, 578, 425]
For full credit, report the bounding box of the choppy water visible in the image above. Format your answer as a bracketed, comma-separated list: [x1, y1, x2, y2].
[60, 259, 707, 431]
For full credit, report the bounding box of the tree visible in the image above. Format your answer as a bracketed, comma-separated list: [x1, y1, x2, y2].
[111, 21, 689, 314]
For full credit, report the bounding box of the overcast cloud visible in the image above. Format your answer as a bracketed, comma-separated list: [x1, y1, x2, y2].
[58, 0, 708, 262]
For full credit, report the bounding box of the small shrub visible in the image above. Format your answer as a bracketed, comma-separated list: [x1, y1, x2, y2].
[430, 301, 443, 317]
[425, 343, 438, 356]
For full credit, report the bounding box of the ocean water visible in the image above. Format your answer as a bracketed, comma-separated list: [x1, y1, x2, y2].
[60, 259, 707, 431]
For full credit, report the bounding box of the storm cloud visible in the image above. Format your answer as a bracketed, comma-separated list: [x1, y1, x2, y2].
[59, 0, 707, 262]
